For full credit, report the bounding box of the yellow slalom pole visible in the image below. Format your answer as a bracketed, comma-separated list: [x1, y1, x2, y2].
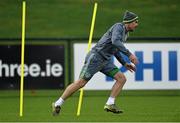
[20, 1, 26, 117]
[76, 2, 98, 116]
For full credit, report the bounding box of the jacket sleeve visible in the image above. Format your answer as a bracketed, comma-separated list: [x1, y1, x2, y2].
[114, 52, 126, 66]
[111, 24, 132, 57]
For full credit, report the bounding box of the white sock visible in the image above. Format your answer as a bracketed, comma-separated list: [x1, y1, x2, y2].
[55, 97, 64, 107]
[106, 97, 115, 105]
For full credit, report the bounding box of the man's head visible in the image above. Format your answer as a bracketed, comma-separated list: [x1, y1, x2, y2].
[123, 10, 139, 32]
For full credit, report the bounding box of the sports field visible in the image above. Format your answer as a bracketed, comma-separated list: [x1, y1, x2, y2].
[0, 0, 180, 122]
[0, 90, 180, 122]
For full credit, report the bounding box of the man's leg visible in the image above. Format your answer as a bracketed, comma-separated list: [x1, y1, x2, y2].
[52, 53, 103, 115]
[104, 72, 126, 114]
[110, 72, 126, 98]
[52, 79, 87, 116]
[61, 79, 87, 100]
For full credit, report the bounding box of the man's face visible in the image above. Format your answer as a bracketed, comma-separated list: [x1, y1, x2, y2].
[128, 20, 138, 32]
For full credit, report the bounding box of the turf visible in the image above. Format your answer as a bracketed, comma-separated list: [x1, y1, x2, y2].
[0, 90, 180, 122]
[0, 0, 180, 38]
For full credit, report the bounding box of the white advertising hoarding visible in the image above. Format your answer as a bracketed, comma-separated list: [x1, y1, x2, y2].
[74, 43, 180, 90]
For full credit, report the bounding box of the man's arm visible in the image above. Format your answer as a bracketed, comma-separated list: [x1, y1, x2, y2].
[114, 52, 136, 72]
[112, 24, 139, 64]
[114, 52, 126, 66]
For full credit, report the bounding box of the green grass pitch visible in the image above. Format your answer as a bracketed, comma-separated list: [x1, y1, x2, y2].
[0, 90, 180, 122]
[1, 0, 180, 38]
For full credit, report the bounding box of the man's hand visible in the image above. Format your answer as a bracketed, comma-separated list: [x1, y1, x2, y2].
[124, 63, 136, 72]
[129, 54, 139, 65]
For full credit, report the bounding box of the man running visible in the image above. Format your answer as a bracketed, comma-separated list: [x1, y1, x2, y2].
[52, 10, 139, 115]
